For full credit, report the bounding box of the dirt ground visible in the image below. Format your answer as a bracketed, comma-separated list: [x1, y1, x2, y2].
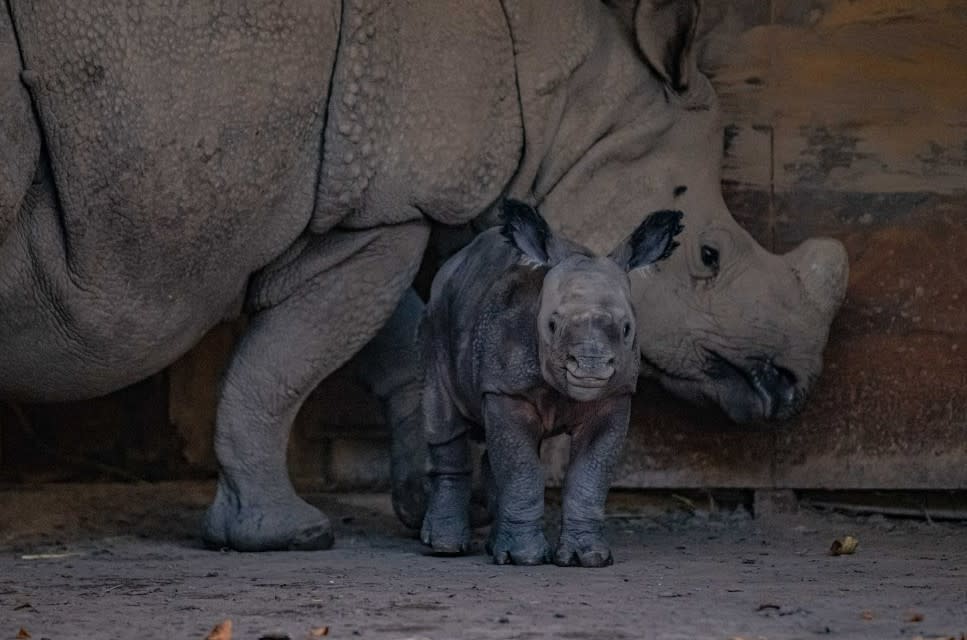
[0, 482, 964, 640]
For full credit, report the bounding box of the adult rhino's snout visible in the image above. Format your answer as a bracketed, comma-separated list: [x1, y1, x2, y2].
[706, 350, 801, 422]
[785, 237, 850, 323]
[747, 360, 798, 421]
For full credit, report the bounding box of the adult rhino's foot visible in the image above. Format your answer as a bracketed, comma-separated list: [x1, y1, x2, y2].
[487, 522, 551, 566]
[420, 474, 471, 555]
[554, 530, 613, 568]
[392, 473, 430, 531]
[202, 481, 333, 551]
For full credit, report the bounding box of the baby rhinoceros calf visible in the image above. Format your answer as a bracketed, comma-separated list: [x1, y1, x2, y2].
[421, 200, 683, 567]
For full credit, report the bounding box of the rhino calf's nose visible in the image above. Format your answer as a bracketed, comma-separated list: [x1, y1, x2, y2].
[565, 352, 617, 383]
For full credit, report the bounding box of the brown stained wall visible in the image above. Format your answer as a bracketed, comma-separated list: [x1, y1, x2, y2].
[2, 0, 965, 490]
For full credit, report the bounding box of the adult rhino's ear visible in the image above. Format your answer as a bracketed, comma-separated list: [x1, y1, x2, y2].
[633, 0, 700, 94]
[610, 209, 684, 271]
[500, 199, 558, 266]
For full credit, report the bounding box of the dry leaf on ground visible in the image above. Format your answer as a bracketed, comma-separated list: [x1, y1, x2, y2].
[829, 535, 858, 555]
[205, 619, 232, 640]
[20, 552, 82, 561]
[861, 610, 873, 620]
[16, 629, 31, 639]
[906, 611, 924, 622]
[309, 628, 329, 638]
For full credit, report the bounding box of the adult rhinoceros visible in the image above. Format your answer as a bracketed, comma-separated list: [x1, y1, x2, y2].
[355, 0, 850, 529]
[0, 0, 847, 551]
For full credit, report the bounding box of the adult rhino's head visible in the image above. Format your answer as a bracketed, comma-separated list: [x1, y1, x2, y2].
[500, 199, 683, 403]
[511, 0, 848, 422]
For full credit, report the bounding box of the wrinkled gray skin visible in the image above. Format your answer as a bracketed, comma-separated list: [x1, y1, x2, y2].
[374, 0, 850, 529]
[0, 0, 847, 550]
[419, 200, 682, 567]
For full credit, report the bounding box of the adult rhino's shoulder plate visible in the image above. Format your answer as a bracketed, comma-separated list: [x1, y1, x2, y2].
[316, 0, 522, 229]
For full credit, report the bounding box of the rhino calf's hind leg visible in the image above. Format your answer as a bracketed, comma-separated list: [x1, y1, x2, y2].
[420, 368, 474, 555]
[202, 221, 429, 551]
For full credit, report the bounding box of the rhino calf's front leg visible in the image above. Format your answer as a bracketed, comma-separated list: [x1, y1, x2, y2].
[483, 394, 551, 566]
[554, 396, 631, 568]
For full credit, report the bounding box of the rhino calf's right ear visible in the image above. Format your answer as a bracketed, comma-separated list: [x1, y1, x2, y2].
[610, 209, 684, 271]
[500, 199, 554, 265]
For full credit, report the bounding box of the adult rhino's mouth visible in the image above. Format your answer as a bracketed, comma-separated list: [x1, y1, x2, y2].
[703, 349, 799, 422]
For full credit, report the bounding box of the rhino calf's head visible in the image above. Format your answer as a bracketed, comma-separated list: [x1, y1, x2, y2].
[501, 200, 683, 402]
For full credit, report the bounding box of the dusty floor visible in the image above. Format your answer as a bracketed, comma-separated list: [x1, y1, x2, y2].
[0, 482, 964, 640]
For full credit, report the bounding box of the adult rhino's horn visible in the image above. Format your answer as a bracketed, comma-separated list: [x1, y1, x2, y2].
[785, 238, 850, 322]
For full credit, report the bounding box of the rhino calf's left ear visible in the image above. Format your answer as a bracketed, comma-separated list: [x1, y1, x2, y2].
[500, 199, 554, 265]
[610, 209, 684, 271]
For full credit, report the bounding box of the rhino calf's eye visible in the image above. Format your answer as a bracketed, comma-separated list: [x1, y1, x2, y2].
[701, 245, 720, 271]
[623, 322, 632, 338]
[548, 319, 557, 333]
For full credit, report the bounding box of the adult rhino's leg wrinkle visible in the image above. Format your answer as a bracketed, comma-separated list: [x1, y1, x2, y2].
[203, 221, 429, 551]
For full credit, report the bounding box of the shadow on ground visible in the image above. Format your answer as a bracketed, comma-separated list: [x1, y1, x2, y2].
[0, 482, 964, 639]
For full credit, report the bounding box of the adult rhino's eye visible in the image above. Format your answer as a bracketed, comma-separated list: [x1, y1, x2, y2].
[623, 322, 632, 339]
[548, 319, 557, 334]
[701, 245, 720, 271]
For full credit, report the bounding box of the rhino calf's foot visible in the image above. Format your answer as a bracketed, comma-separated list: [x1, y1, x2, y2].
[420, 473, 472, 555]
[554, 529, 613, 568]
[486, 521, 551, 566]
[202, 480, 333, 551]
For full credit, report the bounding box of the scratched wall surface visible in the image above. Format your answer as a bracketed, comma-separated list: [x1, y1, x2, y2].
[2, 0, 965, 490]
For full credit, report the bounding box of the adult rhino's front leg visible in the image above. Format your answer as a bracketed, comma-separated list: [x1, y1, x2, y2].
[202, 221, 429, 551]
[353, 288, 429, 530]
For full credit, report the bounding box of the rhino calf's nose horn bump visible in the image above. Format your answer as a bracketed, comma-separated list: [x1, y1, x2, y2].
[565, 353, 617, 382]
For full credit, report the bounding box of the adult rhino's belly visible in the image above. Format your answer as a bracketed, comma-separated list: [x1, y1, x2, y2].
[0, 1, 340, 401]
[0, 183, 251, 402]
